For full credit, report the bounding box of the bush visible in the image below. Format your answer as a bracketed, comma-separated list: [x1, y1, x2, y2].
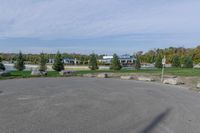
[89, 53, 98, 70]
[0, 56, 5, 71]
[172, 55, 181, 68]
[183, 57, 193, 68]
[15, 51, 25, 71]
[110, 54, 122, 70]
[155, 55, 162, 68]
[52, 51, 64, 72]
[135, 55, 141, 70]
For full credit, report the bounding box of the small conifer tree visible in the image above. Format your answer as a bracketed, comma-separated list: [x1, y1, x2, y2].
[110, 54, 122, 70]
[172, 55, 181, 68]
[135, 55, 141, 70]
[0, 56, 5, 71]
[15, 51, 25, 71]
[155, 55, 162, 68]
[183, 57, 193, 68]
[52, 51, 64, 71]
[39, 53, 47, 71]
[0, 63, 5, 71]
[89, 53, 98, 70]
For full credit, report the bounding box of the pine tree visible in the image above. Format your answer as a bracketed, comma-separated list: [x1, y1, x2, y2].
[155, 55, 162, 68]
[52, 51, 64, 72]
[135, 55, 141, 70]
[172, 55, 181, 68]
[15, 51, 25, 71]
[39, 53, 47, 71]
[183, 57, 193, 68]
[110, 54, 122, 70]
[89, 53, 98, 70]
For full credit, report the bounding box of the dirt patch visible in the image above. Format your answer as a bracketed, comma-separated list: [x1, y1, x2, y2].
[93, 72, 200, 91]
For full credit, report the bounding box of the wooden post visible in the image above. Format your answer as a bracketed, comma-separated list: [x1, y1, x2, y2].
[161, 56, 166, 82]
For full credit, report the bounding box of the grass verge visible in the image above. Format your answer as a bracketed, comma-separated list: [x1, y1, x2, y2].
[0, 68, 200, 80]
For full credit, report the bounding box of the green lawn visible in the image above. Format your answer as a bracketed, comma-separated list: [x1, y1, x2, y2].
[0, 71, 60, 80]
[0, 68, 200, 80]
[11, 71, 61, 77]
[10, 71, 32, 78]
[75, 68, 200, 77]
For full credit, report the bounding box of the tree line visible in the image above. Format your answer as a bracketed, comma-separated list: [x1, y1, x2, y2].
[1, 45, 199, 72]
[0, 51, 141, 72]
[139, 46, 200, 64]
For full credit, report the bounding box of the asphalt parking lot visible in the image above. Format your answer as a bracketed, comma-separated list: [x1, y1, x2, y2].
[0, 77, 200, 133]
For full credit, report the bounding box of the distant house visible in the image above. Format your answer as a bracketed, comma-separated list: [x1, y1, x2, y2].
[119, 54, 136, 66]
[99, 54, 136, 66]
[63, 58, 79, 65]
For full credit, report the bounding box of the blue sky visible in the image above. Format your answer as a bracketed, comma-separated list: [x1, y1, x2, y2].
[0, 0, 200, 54]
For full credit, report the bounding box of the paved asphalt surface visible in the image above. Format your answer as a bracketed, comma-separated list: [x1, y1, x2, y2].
[0, 77, 200, 133]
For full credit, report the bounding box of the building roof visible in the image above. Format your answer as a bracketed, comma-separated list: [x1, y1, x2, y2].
[103, 56, 113, 59]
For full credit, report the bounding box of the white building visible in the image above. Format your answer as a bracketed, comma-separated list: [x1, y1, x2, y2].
[48, 58, 79, 65]
[99, 56, 113, 64]
[99, 54, 136, 66]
